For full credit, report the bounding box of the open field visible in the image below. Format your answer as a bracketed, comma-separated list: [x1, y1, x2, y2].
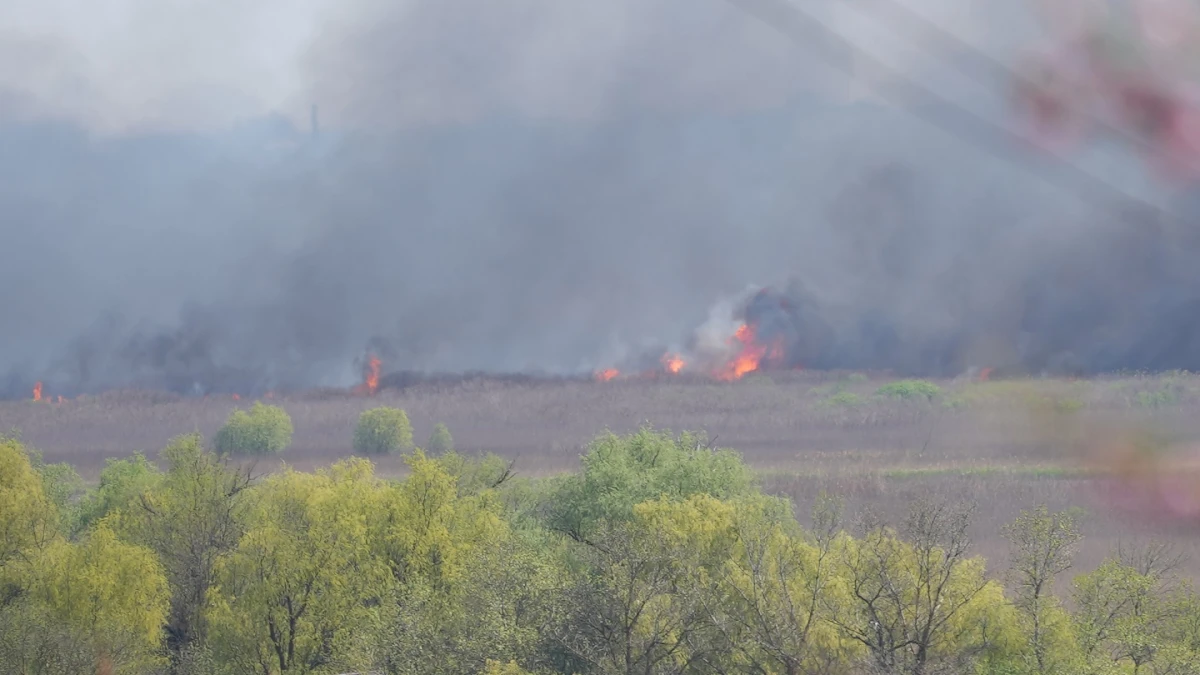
[6, 370, 1200, 576]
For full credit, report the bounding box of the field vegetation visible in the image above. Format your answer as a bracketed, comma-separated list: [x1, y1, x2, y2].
[5, 372, 1200, 673]
[213, 402, 294, 456]
[353, 407, 415, 456]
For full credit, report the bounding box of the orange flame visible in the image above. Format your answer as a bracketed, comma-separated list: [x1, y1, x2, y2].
[265, 391, 275, 399]
[715, 324, 776, 381]
[661, 353, 685, 374]
[232, 394, 240, 401]
[353, 355, 383, 395]
[365, 355, 381, 395]
[32, 382, 42, 402]
[595, 368, 620, 382]
[979, 367, 994, 382]
[56, 395, 64, 404]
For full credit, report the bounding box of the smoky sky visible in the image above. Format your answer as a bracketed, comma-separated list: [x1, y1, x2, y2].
[0, 0, 1192, 397]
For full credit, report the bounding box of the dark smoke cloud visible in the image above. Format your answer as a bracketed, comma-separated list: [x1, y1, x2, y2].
[0, 0, 1194, 398]
[707, 205, 1200, 378]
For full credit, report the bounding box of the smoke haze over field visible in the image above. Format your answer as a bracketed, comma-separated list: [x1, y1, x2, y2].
[0, 0, 1197, 397]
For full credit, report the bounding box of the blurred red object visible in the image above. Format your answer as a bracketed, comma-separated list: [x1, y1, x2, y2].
[1014, 0, 1200, 183]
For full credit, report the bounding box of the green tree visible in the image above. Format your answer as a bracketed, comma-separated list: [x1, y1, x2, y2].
[1002, 505, 1085, 675]
[118, 434, 253, 662]
[353, 407, 413, 455]
[428, 422, 455, 454]
[1156, 582, 1200, 673]
[557, 512, 720, 674]
[0, 437, 56, 580]
[23, 446, 84, 536]
[710, 492, 861, 675]
[0, 440, 87, 674]
[628, 492, 859, 674]
[830, 499, 1020, 674]
[545, 427, 754, 544]
[213, 402, 293, 456]
[372, 451, 554, 674]
[435, 451, 517, 498]
[383, 530, 570, 674]
[0, 597, 95, 675]
[207, 458, 392, 674]
[1072, 544, 1182, 674]
[76, 452, 162, 534]
[371, 450, 506, 588]
[27, 521, 170, 672]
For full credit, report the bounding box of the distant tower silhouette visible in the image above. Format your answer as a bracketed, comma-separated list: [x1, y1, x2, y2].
[310, 104, 319, 139]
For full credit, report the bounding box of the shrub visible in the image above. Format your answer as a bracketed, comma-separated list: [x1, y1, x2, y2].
[213, 403, 293, 456]
[876, 379, 942, 401]
[941, 395, 969, 410]
[353, 407, 413, 455]
[1134, 388, 1179, 409]
[823, 391, 865, 408]
[427, 423, 454, 454]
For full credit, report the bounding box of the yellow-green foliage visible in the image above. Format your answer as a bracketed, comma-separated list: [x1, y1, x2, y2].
[963, 380, 1088, 413]
[387, 531, 570, 674]
[436, 450, 515, 497]
[0, 437, 55, 570]
[546, 427, 754, 542]
[1005, 601, 1082, 674]
[372, 449, 506, 586]
[1070, 556, 1189, 674]
[110, 433, 251, 660]
[28, 521, 170, 668]
[213, 402, 293, 456]
[206, 458, 392, 674]
[0, 596, 97, 674]
[633, 493, 862, 672]
[15, 426, 1200, 675]
[353, 406, 414, 455]
[830, 524, 1018, 673]
[823, 391, 865, 408]
[76, 452, 161, 533]
[875, 379, 943, 401]
[23, 446, 84, 534]
[340, 451, 526, 674]
[482, 661, 534, 675]
[428, 422, 455, 454]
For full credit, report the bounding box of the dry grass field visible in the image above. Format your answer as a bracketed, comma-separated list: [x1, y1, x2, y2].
[6, 369, 1200, 578]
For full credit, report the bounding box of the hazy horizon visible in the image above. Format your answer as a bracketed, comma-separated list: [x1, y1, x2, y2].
[3, 0, 1195, 398]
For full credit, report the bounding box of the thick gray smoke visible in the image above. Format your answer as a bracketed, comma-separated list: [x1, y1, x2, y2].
[0, 0, 1193, 398]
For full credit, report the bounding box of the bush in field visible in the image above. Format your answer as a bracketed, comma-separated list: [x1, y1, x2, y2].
[823, 391, 865, 408]
[876, 379, 942, 401]
[427, 423, 454, 454]
[213, 403, 293, 456]
[353, 407, 413, 455]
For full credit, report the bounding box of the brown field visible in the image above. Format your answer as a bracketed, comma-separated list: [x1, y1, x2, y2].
[5, 369, 1200, 578]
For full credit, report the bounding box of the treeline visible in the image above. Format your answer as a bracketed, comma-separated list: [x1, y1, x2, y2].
[1, 428, 1199, 675]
